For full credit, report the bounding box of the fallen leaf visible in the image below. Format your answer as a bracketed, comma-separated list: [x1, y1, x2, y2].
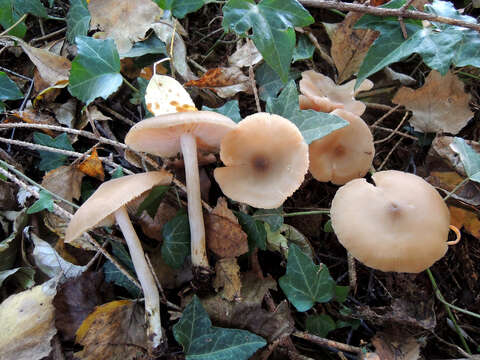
[144, 75, 196, 116]
[0, 179, 17, 210]
[9, 108, 59, 136]
[450, 206, 480, 239]
[88, 0, 162, 54]
[42, 165, 85, 211]
[185, 67, 253, 98]
[0, 279, 57, 360]
[228, 40, 263, 68]
[213, 258, 242, 301]
[75, 300, 149, 360]
[392, 70, 473, 134]
[205, 198, 248, 258]
[372, 331, 421, 360]
[427, 170, 480, 206]
[299, 70, 373, 115]
[51, 99, 77, 128]
[328, 12, 378, 83]
[77, 148, 105, 181]
[53, 271, 112, 342]
[150, 253, 193, 289]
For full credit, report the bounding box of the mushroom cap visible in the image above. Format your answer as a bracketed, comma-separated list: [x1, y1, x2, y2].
[299, 70, 373, 116]
[65, 170, 172, 243]
[214, 112, 309, 209]
[330, 170, 450, 273]
[125, 111, 236, 157]
[309, 109, 374, 185]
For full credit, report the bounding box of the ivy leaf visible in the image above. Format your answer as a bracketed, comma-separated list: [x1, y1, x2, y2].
[450, 137, 480, 183]
[356, 0, 480, 89]
[173, 295, 266, 360]
[266, 81, 348, 144]
[161, 213, 190, 269]
[253, 208, 284, 232]
[121, 35, 167, 58]
[255, 62, 300, 101]
[292, 34, 314, 62]
[155, 0, 209, 19]
[33, 132, 74, 171]
[235, 212, 267, 250]
[222, 0, 313, 82]
[135, 185, 169, 218]
[66, 0, 90, 44]
[0, 0, 48, 37]
[279, 244, 336, 312]
[203, 100, 242, 123]
[103, 242, 141, 297]
[305, 314, 336, 337]
[27, 190, 54, 214]
[0, 71, 23, 112]
[69, 36, 123, 106]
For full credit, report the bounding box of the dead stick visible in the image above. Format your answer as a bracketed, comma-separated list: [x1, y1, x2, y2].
[292, 331, 363, 354]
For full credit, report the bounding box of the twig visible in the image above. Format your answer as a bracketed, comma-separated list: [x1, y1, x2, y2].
[298, 0, 480, 32]
[371, 125, 417, 140]
[95, 103, 136, 126]
[300, 28, 335, 68]
[374, 110, 408, 144]
[370, 104, 401, 127]
[145, 254, 182, 311]
[378, 137, 403, 170]
[29, 27, 67, 44]
[247, 38, 261, 113]
[398, 0, 416, 39]
[347, 252, 357, 293]
[0, 14, 27, 37]
[292, 331, 363, 354]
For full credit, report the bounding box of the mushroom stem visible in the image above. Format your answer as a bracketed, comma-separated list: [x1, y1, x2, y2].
[114, 206, 163, 353]
[180, 132, 209, 269]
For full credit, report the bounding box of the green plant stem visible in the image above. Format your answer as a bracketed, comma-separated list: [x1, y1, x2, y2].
[252, 209, 330, 218]
[426, 269, 471, 354]
[442, 177, 469, 201]
[0, 14, 27, 36]
[0, 159, 79, 210]
[123, 77, 139, 92]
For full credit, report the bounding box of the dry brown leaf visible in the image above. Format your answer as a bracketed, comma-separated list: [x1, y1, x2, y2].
[372, 332, 421, 360]
[52, 99, 77, 128]
[450, 206, 480, 239]
[77, 148, 105, 181]
[9, 109, 59, 136]
[138, 201, 178, 242]
[228, 41, 263, 68]
[42, 165, 84, 208]
[185, 67, 252, 98]
[150, 254, 193, 289]
[299, 70, 373, 115]
[213, 258, 242, 301]
[75, 300, 148, 360]
[427, 170, 480, 206]
[328, 12, 378, 83]
[88, 0, 162, 54]
[392, 71, 473, 134]
[0, 280, 57, 360]
[205, 198, 248, 258]
[0, 179, 17, 210]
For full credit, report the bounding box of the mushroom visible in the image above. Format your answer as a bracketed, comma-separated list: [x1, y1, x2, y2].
[330, 170, 451, 273]
[214, 112, 309, 209]
[308, 109, 374, 185]
[124, 111, 236, 273]
[65, 170, 172, 354]
[299, 70, 373, 116]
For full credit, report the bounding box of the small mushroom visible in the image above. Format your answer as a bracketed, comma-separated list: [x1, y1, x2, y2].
[65, 170, 172, 353]
[299, 70, 373, 116]
[214, 112, 309, 209]
[124, 111, 236, 273]
[330, 170, 451, 273]
[308, 109, 374, 185]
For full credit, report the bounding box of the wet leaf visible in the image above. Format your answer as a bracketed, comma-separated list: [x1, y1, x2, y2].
[155, 0, 207, 19]
[253, 207, 283, 231]
[77, 148, 105, 181]
[66, 0, 90, 43]
[33, 131, 74, 171]
[279, 244, 336, 312]
[306, 314, 336, 337]
[161, 212, 190, 268]
[185, 67, 252, 98]
[173, 295, 266, 360]
[103, 242, 141, 297]
[292, 34, 314, 62]
[203, 100, 242, 123]
[255, 62, 300, 101]
[393, 71, 473, 134]
[121, 35, 167, 59]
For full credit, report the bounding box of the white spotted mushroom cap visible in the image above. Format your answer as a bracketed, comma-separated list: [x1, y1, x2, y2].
[145, 75, 197, 115]
[330, 170, 451, 273]
[214, 113, 309, 209]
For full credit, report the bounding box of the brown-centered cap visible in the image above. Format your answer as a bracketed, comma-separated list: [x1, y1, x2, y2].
[330, 170, 450, 273]
[309, 109, 374, 185]
[65, 170, 172, 243]
[299, 70, 373, 116]
[124, 111, 236, 157]
[214, 112, 309, 209]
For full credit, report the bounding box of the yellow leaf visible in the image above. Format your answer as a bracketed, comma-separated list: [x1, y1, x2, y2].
[77, 148, 105, 181]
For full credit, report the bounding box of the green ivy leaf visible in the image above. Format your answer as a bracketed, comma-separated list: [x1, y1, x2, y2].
[0, 0, 48, 37]
[255, 62, 300, 101]
[279, 244, 336, 312]
[266, 81, 348, 144]
[33, 132, 74, 171]
[0, 71, 23, 111]
[292, 34, 314, 62]
[162, 213, 190, 268]
[235, 211, 267, 250]
[356, 0, 480, 89]
[66, 0, 90, 44]
[27, 190, 54, 214]
[253, 208, 283, 231]
[334, 285, 350, 303]
[69, 36, 123, 106]
[121, 35, 167, 58]
[103, 242, 141, 297]
[305, 314, 336, 337]
[136, 185, 169, 218]
[173, 295, 266, 359]
[203, 100, 242, 123]
[451, 137, 480, 183]
[155, 0, 209, 19]
[222, 0, 313, 82]
[14, 0, 48, 18]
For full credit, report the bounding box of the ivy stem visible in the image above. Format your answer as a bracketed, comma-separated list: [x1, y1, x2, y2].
[0, 14, 27, 37]
[123, 77, 139, 92]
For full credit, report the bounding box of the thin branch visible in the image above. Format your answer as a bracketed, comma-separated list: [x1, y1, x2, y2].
[292, 331, 363, 354]
[299, 1, 480, 32]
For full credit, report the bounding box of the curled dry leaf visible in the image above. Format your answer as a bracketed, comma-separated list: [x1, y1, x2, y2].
[9, 108, 59, 136]
[88, 0, 162, 54]
[137, 201, 178, 242]
[185, 67, 253, 98]
[52, 99, 77, 128]
[75, 300, 149, 360]
[77, 148, 105, 181]
[392, 71, 473, 134]
[213, 258, 242, 301]
[205, 198, 248, 258]
[145, 75, 196, 116]
[228, 41, 263, 68]
[0, 280, 57, 360]
[299, 70, 373, 115]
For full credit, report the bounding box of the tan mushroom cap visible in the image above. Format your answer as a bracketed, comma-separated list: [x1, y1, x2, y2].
[124, 111, 236, 157]
[330, 170, 451, 273]
[214, 113, 309, 209]
[65, 170, 172, 243]
[309, 109, 374, 185]
[299, 70, 373, 116]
